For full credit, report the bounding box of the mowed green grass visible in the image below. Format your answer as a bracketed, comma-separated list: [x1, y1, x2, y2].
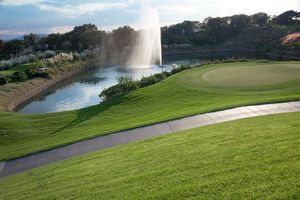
[0, 63, 37, 76]
[1, 61, 300, 161]
[1, 112, 300, 199]
[201, 63, 300, 89]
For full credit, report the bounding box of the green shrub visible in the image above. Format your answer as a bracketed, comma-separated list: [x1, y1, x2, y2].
[100, 64, 192, 101]
[139, 73, 167, 88]
[24, 68, 37, 78]
[162, 71, 172, 77]
[170, 64, 192, 74]
[0, 76, 12, 85]
[118, 77, 139, 92]
[100, 77, 139, 101]
[12, 71, 28, 82]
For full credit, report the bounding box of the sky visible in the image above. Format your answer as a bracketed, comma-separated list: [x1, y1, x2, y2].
[0, 0, 299, 40]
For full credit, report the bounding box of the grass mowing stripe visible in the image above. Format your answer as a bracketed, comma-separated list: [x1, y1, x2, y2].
[0, 113, 299, 199]
[0, 61, 300, 161]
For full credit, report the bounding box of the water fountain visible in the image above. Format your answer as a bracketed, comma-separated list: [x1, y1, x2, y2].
[18, 0, 167, 114]
[128, 1, 162, 66]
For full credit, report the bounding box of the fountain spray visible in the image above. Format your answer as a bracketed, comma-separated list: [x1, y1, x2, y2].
[128, 0, 162, 67]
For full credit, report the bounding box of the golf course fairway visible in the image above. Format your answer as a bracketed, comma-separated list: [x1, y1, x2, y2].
[1, 61, 300, 161]
[1, 112, 299, 199]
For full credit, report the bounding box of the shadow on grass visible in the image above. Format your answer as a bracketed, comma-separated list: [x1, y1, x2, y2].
[51, 96, 125, 134]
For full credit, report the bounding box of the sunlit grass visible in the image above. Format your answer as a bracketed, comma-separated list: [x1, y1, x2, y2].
[0, 63, 37, 76]
[0, 61, 300, 160]
[1, 112, 299, 199]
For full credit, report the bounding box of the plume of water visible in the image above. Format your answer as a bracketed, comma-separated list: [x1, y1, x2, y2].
[128, 1, 162, 66]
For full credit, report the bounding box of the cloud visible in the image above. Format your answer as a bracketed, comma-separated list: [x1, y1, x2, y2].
[0, 0, 49, 6]
[37, 3, 127, 17]
[154, 0, 300, 25]
[1, 0, 299, 38]
[209, 0, 300, 17]
[0, 29, 26, 35]
[157, 4, 200, 15]
[0, 1, 127, 17]
[155, 0, 216, 25]
[0, 29, 27, 40]
[0, 26, 72, 39]
[47, 26, 73, 33]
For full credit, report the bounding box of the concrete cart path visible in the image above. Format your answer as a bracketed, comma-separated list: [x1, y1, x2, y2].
[1, 101, 300, 178]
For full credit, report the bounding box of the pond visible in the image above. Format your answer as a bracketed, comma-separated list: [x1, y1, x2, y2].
[18, 59, 202, 114]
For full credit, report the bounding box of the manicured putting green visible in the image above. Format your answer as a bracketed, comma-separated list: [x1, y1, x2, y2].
[179, 63, 300, 91]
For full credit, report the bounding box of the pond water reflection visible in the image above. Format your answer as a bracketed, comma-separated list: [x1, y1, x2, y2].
[18, 59, 204, 114]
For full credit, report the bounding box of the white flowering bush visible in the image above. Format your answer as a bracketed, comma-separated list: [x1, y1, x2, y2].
[44, 52, 74, 66]
[0, 50, 59, 70]
[80, 48, 101, 59]
[81, 49, 93, 59]
[0, 54, 37, 69]
[0, 60, 13, 70]
[36, 50, 56, 59]
[0, 48, 100, 70]
[54, 52, 73, 62]
[20, 48, 34, 56]
[15, 54, 37, 64]
[73, 52, 82, 60]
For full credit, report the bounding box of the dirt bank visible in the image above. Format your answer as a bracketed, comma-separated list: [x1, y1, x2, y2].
[2, 64, 97, 112]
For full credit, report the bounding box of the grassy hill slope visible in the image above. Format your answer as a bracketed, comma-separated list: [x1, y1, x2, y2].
[1, 61, 300, 161]
[1, 112, 299, 199]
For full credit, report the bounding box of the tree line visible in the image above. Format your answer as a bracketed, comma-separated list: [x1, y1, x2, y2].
[0, 10, 299, 60]
[161, 10, 299, 45]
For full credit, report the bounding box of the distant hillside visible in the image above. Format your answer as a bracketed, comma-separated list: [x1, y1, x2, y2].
[0, 34, 48, 42]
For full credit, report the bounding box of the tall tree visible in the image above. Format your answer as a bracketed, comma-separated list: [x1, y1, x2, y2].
[3, 40, 24, 57]
[0, 40, 4, 59]
[229, 14, 251, 33]
[63, 24, 99, 51]
[205, 17, 230, 43]
[46, 33, 62, 50]
[273, 10, 300, 25]
[251, 12, 270, 27]
[79, 30, 106, 49]
[23, 33, 39, 48]
[110, 26, 135, 50]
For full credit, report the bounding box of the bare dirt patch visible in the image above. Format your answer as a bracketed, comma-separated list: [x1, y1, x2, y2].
[282, 32, 300, 45]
